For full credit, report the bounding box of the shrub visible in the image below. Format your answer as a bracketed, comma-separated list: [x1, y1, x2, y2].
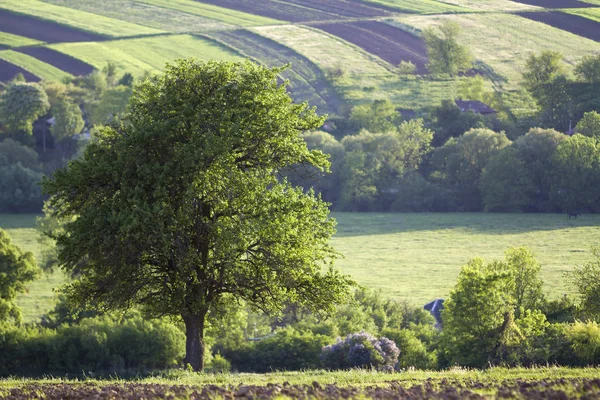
[382, 328, 437, 370]
[565, 321, 600, 365]
[209, 352, 231, 373]
[320, 331, 399, 370]
[0, 163, 44, 212]
[397, 61, 417, 75]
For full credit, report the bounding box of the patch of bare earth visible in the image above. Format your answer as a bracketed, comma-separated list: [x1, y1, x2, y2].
[0, 59, 40, 82]
[517, 11, 600, 42]
[15, 47, 95, 76]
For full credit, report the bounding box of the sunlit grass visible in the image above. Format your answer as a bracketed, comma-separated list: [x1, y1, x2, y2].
[0, 50, 70, 81]
[0, 32, 42, 48]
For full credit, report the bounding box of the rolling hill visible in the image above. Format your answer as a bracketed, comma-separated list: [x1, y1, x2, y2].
[1, 0, 599, 115]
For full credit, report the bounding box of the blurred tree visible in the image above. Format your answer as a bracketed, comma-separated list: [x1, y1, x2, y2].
[575, 55, 600, 84]
[423, 21, 473, 76]
[50, 97, 85, 141]
[0, 82, 50, 136]
[576, 111, 600, 138]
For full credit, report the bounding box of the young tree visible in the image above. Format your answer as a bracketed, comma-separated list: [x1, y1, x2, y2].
[43, 60, 353, 371]
[575, 55, 600, 84]
[576, 111, 600, 138]
[0, 82, 50, 136]
[0, 229, 41, 324]
[50, 97, 85, 141]
[423, 21, 473, 76]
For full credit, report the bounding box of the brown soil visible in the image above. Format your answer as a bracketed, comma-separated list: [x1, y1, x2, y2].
[0, 59, 40, 82]
[510, 0, 593, 8]
[15, 47, 95, 76]
[311, 20, 428, 73]
[517, 11, 600, 42]
[0, 9, 106, 43]
[194, 0, 334, 22]
[5, 379, 600, 399]
[283, 0, 389, 18]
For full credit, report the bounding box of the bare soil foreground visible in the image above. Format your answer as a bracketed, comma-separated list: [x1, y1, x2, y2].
[0, 59, 40, 82]
[15, 47, 95, 76]
[517, 11, 600, 42]
[311, 21, 428, 72]
[195, 0, 389, 22]
[206, 29, 343, 114]
[0, 10, 105, 43]
[509, 0, 595, 8]
[4, 378, 600, 399]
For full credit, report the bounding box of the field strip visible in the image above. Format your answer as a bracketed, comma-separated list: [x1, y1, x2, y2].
[195, 0, 338, 22]
[274, 0, 389, 18]
[0, 50, 71, 82]
[16, 47, 95, 77]
[427, 0, 539, 11]
[253, 25, 393, 76]
[0, 59, 40, 82]
[508, 0, 594, 8]
[39, 0, 235, 33]
[354, 0, 469, 13]
[0, 0, 164, 38]
[137, 0, 282, 27]
[49, 35, 244, 77]
[395, 13, 600, 87]
[564, 7, 600, 22]
[517, 11, 600, 42]
[311, 20, 428, 73]
[205, 29, 342, 114]
[0, 32, 42, 48]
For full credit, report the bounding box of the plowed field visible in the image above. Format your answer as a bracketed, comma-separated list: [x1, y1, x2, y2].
[15, 47, 95, 76]
[280, 0, 389, 18]
[510, 0, 594, 7]
[0, 10, 106, 43]
[207, 30, 342, 114]
[312, 21, 428, 72]
[4, 378, 600, 399]
[517, 11, 600, 42]
[0, 59, 39, 82]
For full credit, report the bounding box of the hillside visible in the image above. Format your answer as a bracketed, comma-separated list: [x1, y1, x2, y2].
[1, 0, 599, 114]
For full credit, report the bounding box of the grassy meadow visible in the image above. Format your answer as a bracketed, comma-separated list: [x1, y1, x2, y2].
[0, 50, 71, 81]
[4, 212, 600, 322]
[0, 32, 41, 48]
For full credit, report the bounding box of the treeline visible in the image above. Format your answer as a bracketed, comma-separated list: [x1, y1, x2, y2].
[3, 236, 600, 374]
[291, 51, 600, 213]
[0, 64, 133, 213]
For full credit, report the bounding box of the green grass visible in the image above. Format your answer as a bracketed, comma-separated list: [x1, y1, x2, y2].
[49, 35, 244, 77]
[136, 0, 281, 27]
[0, 32, 42, 48]
[359, 0, 469, 13]
[564, 7, 600, 23]
[40, 0, 234, 33]
[394, 13, 600, 89]
[253, 25, 461, 109]
[0, 214, 67, 323]
[431, 0, 540, 11]
[331, 212, 600, 305]
[0, 0, 164, 38]
[0, 50, 71, 81]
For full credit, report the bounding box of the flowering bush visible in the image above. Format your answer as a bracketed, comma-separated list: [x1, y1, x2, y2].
[320, 331, 399, 370]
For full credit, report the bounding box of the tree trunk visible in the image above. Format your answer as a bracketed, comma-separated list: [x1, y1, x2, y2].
[183, 312, 207, 371]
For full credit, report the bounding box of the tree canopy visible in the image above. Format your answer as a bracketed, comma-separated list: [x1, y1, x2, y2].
[43, 59, 353, 371]
[0, 82, 50, 136]
[422, 21, 473, 76]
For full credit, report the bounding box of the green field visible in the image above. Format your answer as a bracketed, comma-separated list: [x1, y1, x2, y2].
[50, 35, 244, 77]
[4, 212, 600, 322]
[360, 0, 467, 13]
[0, 50, 70, 81]
[1, 0, 164, 38]
[0, 32, 41, 48]
[564, 7, 600, 23]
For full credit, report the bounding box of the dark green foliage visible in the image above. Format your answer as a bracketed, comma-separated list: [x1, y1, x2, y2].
[349, 100, 402, 133]
[0, 82, 50, 136]
[430, 100, 490, 147]
[0, 315, 185, 376]
[576, 111, 600, 138]
[0, 162, 45, 213]
[50, 97, 84, 141]
[228, 328, 332, 372]
[575, 55, 600, 84]
[0, 229, 41, 325]
[381, 328, 437, 370]
[569, 247, 600, 321]
[0, 139, 40, 170]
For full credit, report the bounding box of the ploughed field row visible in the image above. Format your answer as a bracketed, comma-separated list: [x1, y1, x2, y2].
[517, 11, 600, 42]
[194, 0, 391, 22]
[311, 20, 429, 73]
[0, 59, 40, 82]
[4, 379, 600, 399]
[0, 9, 105, 43]
[205, 30, 342, 114]
[15, 47, 94, 76]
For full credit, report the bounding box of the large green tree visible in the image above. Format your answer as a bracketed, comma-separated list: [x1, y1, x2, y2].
[0, 82, 50, 136]
[0, 229, 40, 324]
[43, 60, 353, 371]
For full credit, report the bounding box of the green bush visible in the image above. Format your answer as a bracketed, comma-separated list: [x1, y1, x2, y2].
[565, 321, 600, 365]
[0, 163, 44, 212]
[382, 328, 437, 370]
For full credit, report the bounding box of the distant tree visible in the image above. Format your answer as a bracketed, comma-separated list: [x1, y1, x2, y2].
[549, 134, 600, 213]
[575, 55, 600, 84]
[430, 128, 510, 210]
[0, 163, 45, 213]
[88, 85, 132, 126]
[118, 72, 135, 87]
[0, 82, 50, 136]
[576, 111, 600, 138]
[570, 247, 600, 321]
[50, 97, 85, 141]
[523, 51, 565, 96]
[349, 99, 402, 133]
[430, 99, 490, 147]
[0, 229, 41, 324]
[43, 60, 353, 371]
[423, 21, 473, 76]
[0, 138, 40, 170]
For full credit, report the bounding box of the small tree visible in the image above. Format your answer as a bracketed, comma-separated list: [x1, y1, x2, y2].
[570, 247, 600, 320]
[0, 82, 50, 136]
[576, 111, 600, 138]
[50, 97, 85, 141]
[0, 229, 41, 324]
[43, 59, 353, 371]
[423, 21, 473, 76]
[575, 55, 600, 84]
